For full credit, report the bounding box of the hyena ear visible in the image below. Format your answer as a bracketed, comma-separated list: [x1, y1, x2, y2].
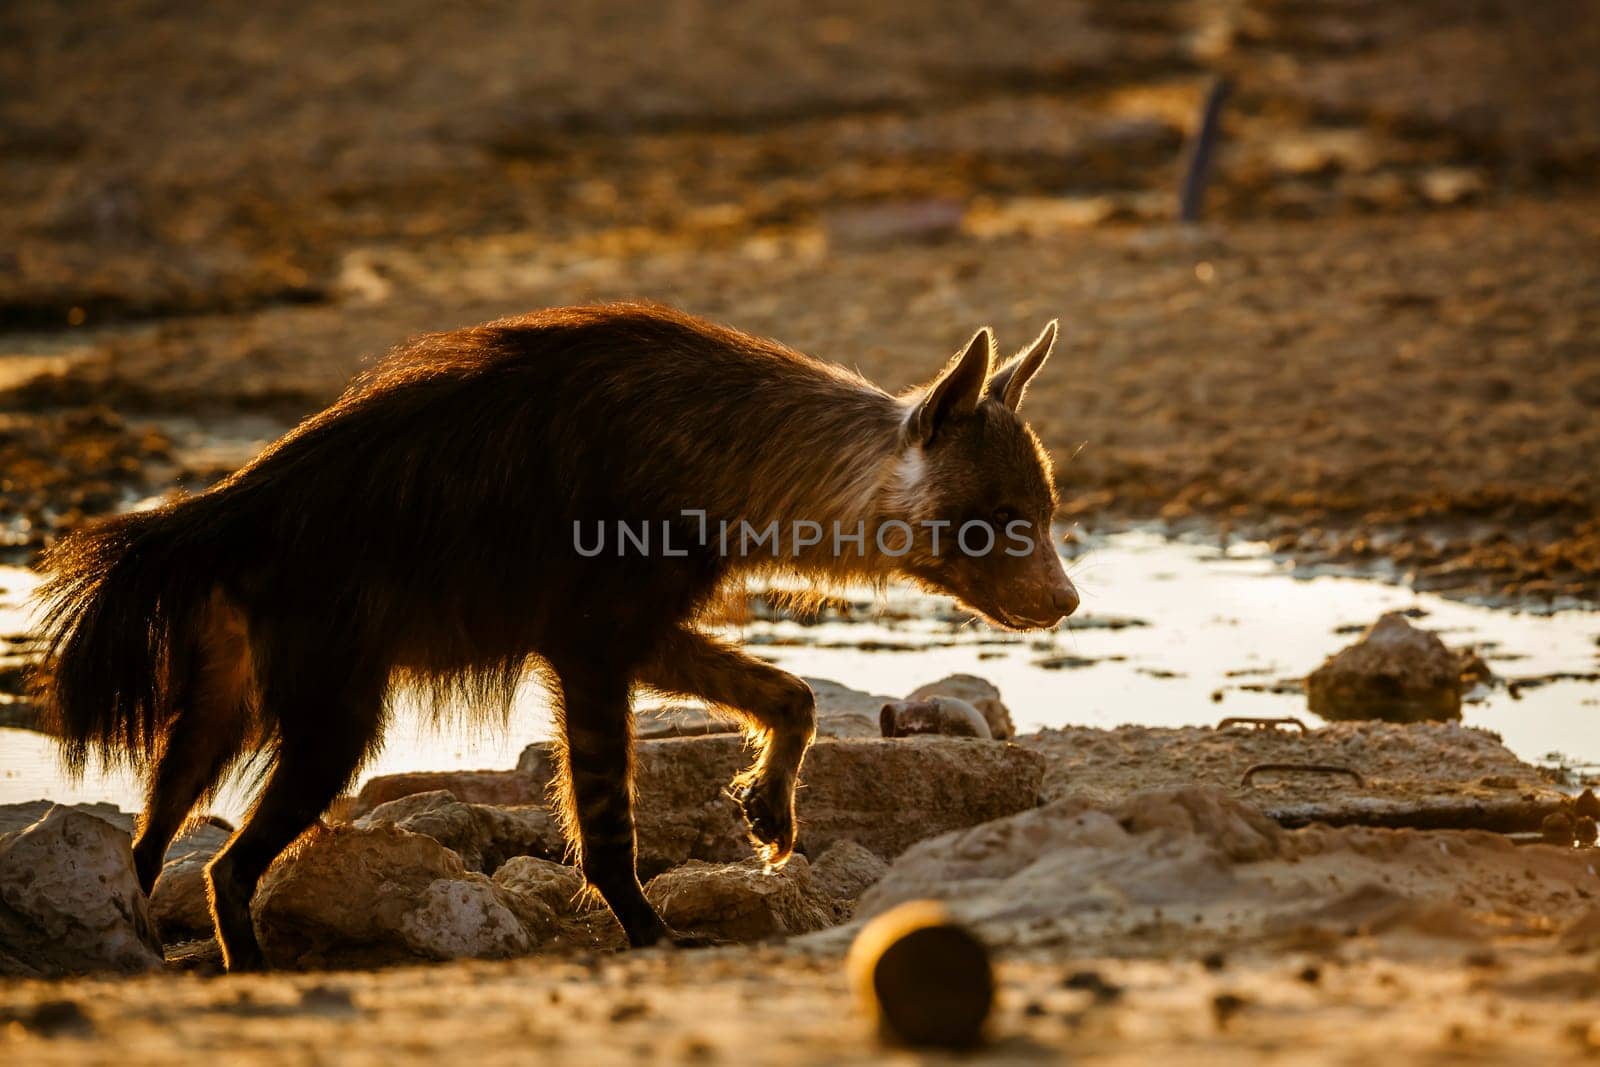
[986, 319, 1057, 412]
[912, 327, 995, 444]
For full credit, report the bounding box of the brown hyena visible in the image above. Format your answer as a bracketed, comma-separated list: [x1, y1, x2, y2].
[32, 302, 1077, 970]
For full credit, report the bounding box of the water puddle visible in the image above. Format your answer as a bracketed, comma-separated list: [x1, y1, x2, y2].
[2, 531, 1597, 820]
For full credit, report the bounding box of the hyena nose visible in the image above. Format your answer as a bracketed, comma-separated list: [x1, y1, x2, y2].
[1053, 581, 1080, 618]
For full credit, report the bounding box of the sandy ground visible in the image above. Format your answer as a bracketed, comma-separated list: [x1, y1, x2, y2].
[7, 727, 1600, 1064]
[5, 948, 1600, 1066]
[9, 789, 1600, 1066]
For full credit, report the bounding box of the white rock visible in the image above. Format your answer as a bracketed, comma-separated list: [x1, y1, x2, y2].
[252, 823, 532, 969]
[907, 674, 1015, 739]
[645, 856, 846, 942]
[0, 806, 164, 977]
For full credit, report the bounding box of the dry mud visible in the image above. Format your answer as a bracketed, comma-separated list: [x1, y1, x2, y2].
[1021, 720, 1568, 827]
[2, 0, 1599, 600]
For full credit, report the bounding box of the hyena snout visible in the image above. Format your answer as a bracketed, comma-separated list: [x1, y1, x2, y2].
[1010, 573, 1079, 626]
[1045, 576, 1080, 619]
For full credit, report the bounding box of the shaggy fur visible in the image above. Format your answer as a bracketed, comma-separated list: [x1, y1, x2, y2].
[32, 302, 1076, 969]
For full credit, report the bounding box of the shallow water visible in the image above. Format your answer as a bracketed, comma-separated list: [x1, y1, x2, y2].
[2, 531, 1597, 821]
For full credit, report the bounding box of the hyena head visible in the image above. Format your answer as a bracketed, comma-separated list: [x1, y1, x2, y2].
[885, 321, 1079, 630]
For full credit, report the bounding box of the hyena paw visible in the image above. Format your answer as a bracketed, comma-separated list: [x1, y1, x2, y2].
[727, 775, 796, 867]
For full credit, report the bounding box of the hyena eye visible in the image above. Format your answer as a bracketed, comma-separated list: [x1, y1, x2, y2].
[993, 508, 1019, 528]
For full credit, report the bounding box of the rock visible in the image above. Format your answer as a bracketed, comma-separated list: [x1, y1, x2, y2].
[1574, 789, 1600, 820]
[810, 840, 890, 901]
[149, 849, 216, 944]
[635, 703, 739, 740]
[491, 856, 586, 939]
[784, 739, 1045, 860]
[519, 735, 1043, 873]
[0, 802, 231, 947]
[645, 856, 845, 942]
[907, 675, 1015, 739]
[349, 770, 542, 818]
[849, 786, 1600, 957]
[0, 807, 164, 977]
[880, 696, 991, 739]
[146, 820, 233, 945]
[807, 677, 893, 739]
[1307, 612, 1463, 722]
[1542, 811, 1576, 846]
[0, 799, 132, 837]
[1016, 721, 1562, 825]
[252, 823, 532, 969]
[354, 789, 563, 872]
[848, 900, 994, 1049]
[145, 819, 232, 940]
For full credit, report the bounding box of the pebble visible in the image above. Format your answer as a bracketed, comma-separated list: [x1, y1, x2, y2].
[848, 901, 994, 1049]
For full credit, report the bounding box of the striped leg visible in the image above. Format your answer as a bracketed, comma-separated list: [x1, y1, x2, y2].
[552, 661, 670, 947]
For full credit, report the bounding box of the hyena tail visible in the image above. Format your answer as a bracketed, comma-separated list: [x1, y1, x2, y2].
[31, 501, 231, 776]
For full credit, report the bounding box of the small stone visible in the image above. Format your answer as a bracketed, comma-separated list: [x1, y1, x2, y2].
[849, 901, 994, 1049]
[1542, 811, 1577, 847]
[149, 849, 216, 944]
[1574, 789, 1600, 820]
[1307, 612, 1463, 723]
[879, 696, 991, 739]
[491, 856, 587, 939]
[906, 675, 1015, 739]
[645, 856, 844, 942]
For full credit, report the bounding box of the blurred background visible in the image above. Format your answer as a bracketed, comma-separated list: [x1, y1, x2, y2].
[2, 0, 1598, 602]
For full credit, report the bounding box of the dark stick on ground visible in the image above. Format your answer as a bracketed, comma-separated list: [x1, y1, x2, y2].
[1179, 77, 1233, 223]
[1240, 763, 1365, 788]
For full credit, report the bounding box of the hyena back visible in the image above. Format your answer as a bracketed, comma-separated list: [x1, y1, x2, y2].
[32, 302, 1077, 969]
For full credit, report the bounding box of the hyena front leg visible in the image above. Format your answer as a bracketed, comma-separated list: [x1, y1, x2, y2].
[638, 627, 817, 865]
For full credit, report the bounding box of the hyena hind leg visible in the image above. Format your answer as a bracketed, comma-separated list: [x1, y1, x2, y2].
[206, 660, 385, 972]
[132, 704, 249, 895]
[132, 594, 255, 895]
[637, 627, 817, 865]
